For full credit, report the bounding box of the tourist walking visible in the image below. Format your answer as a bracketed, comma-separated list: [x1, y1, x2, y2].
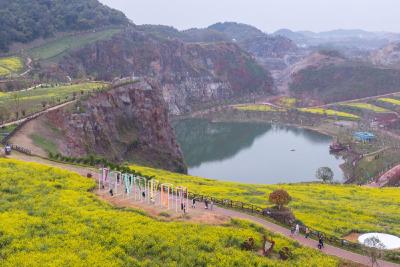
[305, 227, 310, 238]
[318, 234, 324, 249]
[295, 224, 300, 236]
[290, 225, 295, 236]
[192, 198, 196, 208]
[4, 144, 11, 155]
[210, 200, 214, 211]
[205, 199, 209, 209]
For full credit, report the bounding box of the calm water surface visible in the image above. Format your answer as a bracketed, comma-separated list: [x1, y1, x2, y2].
[174, 119, 345, 184]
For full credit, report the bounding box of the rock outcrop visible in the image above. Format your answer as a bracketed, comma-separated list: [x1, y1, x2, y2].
[41, 79, 186, 173]
[59, 27, 273, 115]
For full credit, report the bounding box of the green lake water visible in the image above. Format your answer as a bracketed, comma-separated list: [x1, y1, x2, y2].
[174, 119, 345, 184]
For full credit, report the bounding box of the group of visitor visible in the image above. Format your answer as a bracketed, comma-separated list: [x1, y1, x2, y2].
[204, 199, 214, 210]
[290, 223, 324, 249]
[191, 198, 214, 210]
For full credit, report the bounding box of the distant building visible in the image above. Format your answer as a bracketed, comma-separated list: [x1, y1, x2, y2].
[353, 132, 376, 142]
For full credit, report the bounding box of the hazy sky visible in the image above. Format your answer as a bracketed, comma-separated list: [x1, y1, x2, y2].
[100, 0, 400, 33]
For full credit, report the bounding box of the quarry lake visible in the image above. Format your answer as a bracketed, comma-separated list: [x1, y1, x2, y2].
[174, 119, 345, 184]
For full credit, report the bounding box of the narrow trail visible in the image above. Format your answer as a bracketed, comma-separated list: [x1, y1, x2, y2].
[20, 57, 32, 77]
[5, 152, 399, 267]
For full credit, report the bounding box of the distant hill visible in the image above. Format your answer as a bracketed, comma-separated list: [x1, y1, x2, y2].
[208, 22, 265, 42]
[136, 25, 230, 43]
[288, 50, 400, 103]
[0, 0, 129, 52]
[370, 42, 400, 68]
[273, 28, 400, 51]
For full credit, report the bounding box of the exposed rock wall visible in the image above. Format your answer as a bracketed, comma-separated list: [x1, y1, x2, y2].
[59, 28, 273, 115]
[43, 79, 186, 173]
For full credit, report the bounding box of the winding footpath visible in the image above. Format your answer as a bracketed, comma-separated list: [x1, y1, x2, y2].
[0, 100, 76, 128]
[5, 152, 400, 267]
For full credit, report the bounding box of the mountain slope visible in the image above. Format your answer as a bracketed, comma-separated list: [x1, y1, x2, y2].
[0, 0, 129, 52]
[288, 50, 400, 103]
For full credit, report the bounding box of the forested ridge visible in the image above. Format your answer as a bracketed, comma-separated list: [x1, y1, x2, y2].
[0, 0, 129, 51]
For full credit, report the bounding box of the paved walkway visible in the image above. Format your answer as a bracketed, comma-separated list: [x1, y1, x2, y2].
[214, 207, 399, 267]
[5, 152, 400, 267]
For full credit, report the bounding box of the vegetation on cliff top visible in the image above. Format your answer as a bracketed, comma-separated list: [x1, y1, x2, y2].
[0, 158, 340, 266]
[0, 0, 128, 51]
[130, 164, 400, 238]
[0, 82, 105, 122]
[28, 28, 122, 61]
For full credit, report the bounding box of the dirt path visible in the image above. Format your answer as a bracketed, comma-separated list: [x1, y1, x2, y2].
[5, 152, 400, 267]
[20, 57, 32, 77]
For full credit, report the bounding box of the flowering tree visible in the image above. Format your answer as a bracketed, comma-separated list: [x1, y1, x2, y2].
[269, 189, 292, 210]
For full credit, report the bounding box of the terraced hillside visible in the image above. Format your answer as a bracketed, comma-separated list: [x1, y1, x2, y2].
[0, 158, 341, 266]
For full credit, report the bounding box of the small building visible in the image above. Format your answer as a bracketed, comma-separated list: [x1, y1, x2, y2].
[353, 132, 376, 142]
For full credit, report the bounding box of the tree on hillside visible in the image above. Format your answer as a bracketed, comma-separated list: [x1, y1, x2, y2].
[269, 189, 292, 210]
[316, 167, 334, 183]
[12, 93, 20, 119]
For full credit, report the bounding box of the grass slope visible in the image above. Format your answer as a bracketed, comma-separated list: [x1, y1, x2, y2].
[0, 82, 105, 121]
[130, 165, 400, 238]
[234, 104, 282, 112]
[0, 159, 340, 266]
[340, 103, 390, 113]
[297, 108, 359, 120]
[28, 28, 122, 61]
[378, 98, 400, 106]
[0, 57, 23, 77]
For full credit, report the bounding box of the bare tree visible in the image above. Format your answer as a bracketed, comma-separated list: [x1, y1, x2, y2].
[316, 167, 334, 183]
[364, 236, 385, 267]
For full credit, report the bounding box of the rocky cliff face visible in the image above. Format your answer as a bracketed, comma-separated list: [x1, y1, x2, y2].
[42, 79, 186, 172]
[207, 22, 302, 71]
[59, 27, 273, 115]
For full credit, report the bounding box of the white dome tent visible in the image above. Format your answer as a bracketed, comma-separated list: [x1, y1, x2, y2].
[358, 233, 400, 250]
